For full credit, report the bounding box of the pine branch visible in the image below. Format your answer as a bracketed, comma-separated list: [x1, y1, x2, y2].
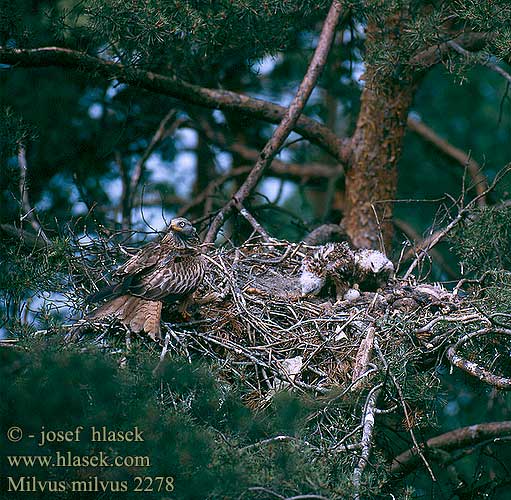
[374, 340, 437, 482]
[391, 421, 511, 476]
[446, 327, 511, 390]
[0, 46, 350, 163]
[403, 163, 511, 280]
[204, 0, 346, 243]
[447, 40, 511, 86]
[410, 32, 490, 69]
[0, 224, 50, 250]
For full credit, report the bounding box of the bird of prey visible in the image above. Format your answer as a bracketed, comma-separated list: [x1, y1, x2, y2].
[86, 217, 205, 340]
[353, 249, 394, 291]
[300, 242, 355, 299]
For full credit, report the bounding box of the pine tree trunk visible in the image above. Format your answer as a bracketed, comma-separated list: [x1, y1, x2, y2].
[343, 15, 418, 251]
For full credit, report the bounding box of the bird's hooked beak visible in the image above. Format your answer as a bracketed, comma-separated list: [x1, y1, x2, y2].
[170, 220, 183, 232]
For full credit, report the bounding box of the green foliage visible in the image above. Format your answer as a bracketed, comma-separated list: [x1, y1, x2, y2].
[0, 236, 74, 335]
[450, 206, 511, 274]
[0, 340, 360, 499]
[0, 107, 35, 163]
[84, 0, 330, 75]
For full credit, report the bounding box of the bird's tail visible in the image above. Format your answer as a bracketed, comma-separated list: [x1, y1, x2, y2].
[87, 295, 162, 340]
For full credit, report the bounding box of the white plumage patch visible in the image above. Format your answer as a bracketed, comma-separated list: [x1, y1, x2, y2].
[355, 249, 394, 275]
[300, 269, 325, 296]
[300, 242, 355, 297]
[344, 287, 361, 302]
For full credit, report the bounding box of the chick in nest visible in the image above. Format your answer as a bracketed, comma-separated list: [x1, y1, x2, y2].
[300, 242, 355, 300]
[353, 249, 394, 291]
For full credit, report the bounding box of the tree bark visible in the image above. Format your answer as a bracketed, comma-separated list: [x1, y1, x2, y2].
[0, 47, 349, 163]
[344, 15, 417, 251]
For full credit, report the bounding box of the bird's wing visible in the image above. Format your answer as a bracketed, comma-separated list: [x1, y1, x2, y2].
[128, 254, 204, 302]
[88, 239, 173, 303]
[114, 240, 162, 276]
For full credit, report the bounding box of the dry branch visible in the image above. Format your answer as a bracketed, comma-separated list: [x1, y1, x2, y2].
[204, 0, 345, 243]
[351, 326, 375, 390]
[235, 204, 273, 243]
[0, 46, 349, 163]
[391, 421, 511, 476]
[17, 145, 51, 244]
[352, 385, 381, 500]
[446, 327, 511, 390]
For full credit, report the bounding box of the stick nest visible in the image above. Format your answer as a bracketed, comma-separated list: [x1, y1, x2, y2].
[70, 238, 511, 406]
[151, 241, 471, 402]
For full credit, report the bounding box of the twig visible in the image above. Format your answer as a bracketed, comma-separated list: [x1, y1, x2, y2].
[407, 117, 488, 205]
[204, 0, 345, 243]
[453, 270, 493, 296]
[17, 145, 50, 244]
[240, 435, 298, 452]
[403, 164, 511, 279]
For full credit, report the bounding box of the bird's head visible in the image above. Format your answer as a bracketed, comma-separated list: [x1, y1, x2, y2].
[169, 217, 198, 240]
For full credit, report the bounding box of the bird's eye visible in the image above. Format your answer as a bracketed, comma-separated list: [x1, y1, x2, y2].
[179, 221, 185, 227]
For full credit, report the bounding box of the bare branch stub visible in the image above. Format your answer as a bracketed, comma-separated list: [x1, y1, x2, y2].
[204, 0, 345, 244]
[391, 421, 511, 476]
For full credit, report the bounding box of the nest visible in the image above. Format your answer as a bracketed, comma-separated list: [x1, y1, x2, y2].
[141, 240, 475, 405]
[8, 235, 511, 493]
[67, 237, 511, 408]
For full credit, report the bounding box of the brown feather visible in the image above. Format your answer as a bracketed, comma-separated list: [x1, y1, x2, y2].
[86, 217, 205, 339]
[143, 301, 162, 340]
[87, 295, 129, 320]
